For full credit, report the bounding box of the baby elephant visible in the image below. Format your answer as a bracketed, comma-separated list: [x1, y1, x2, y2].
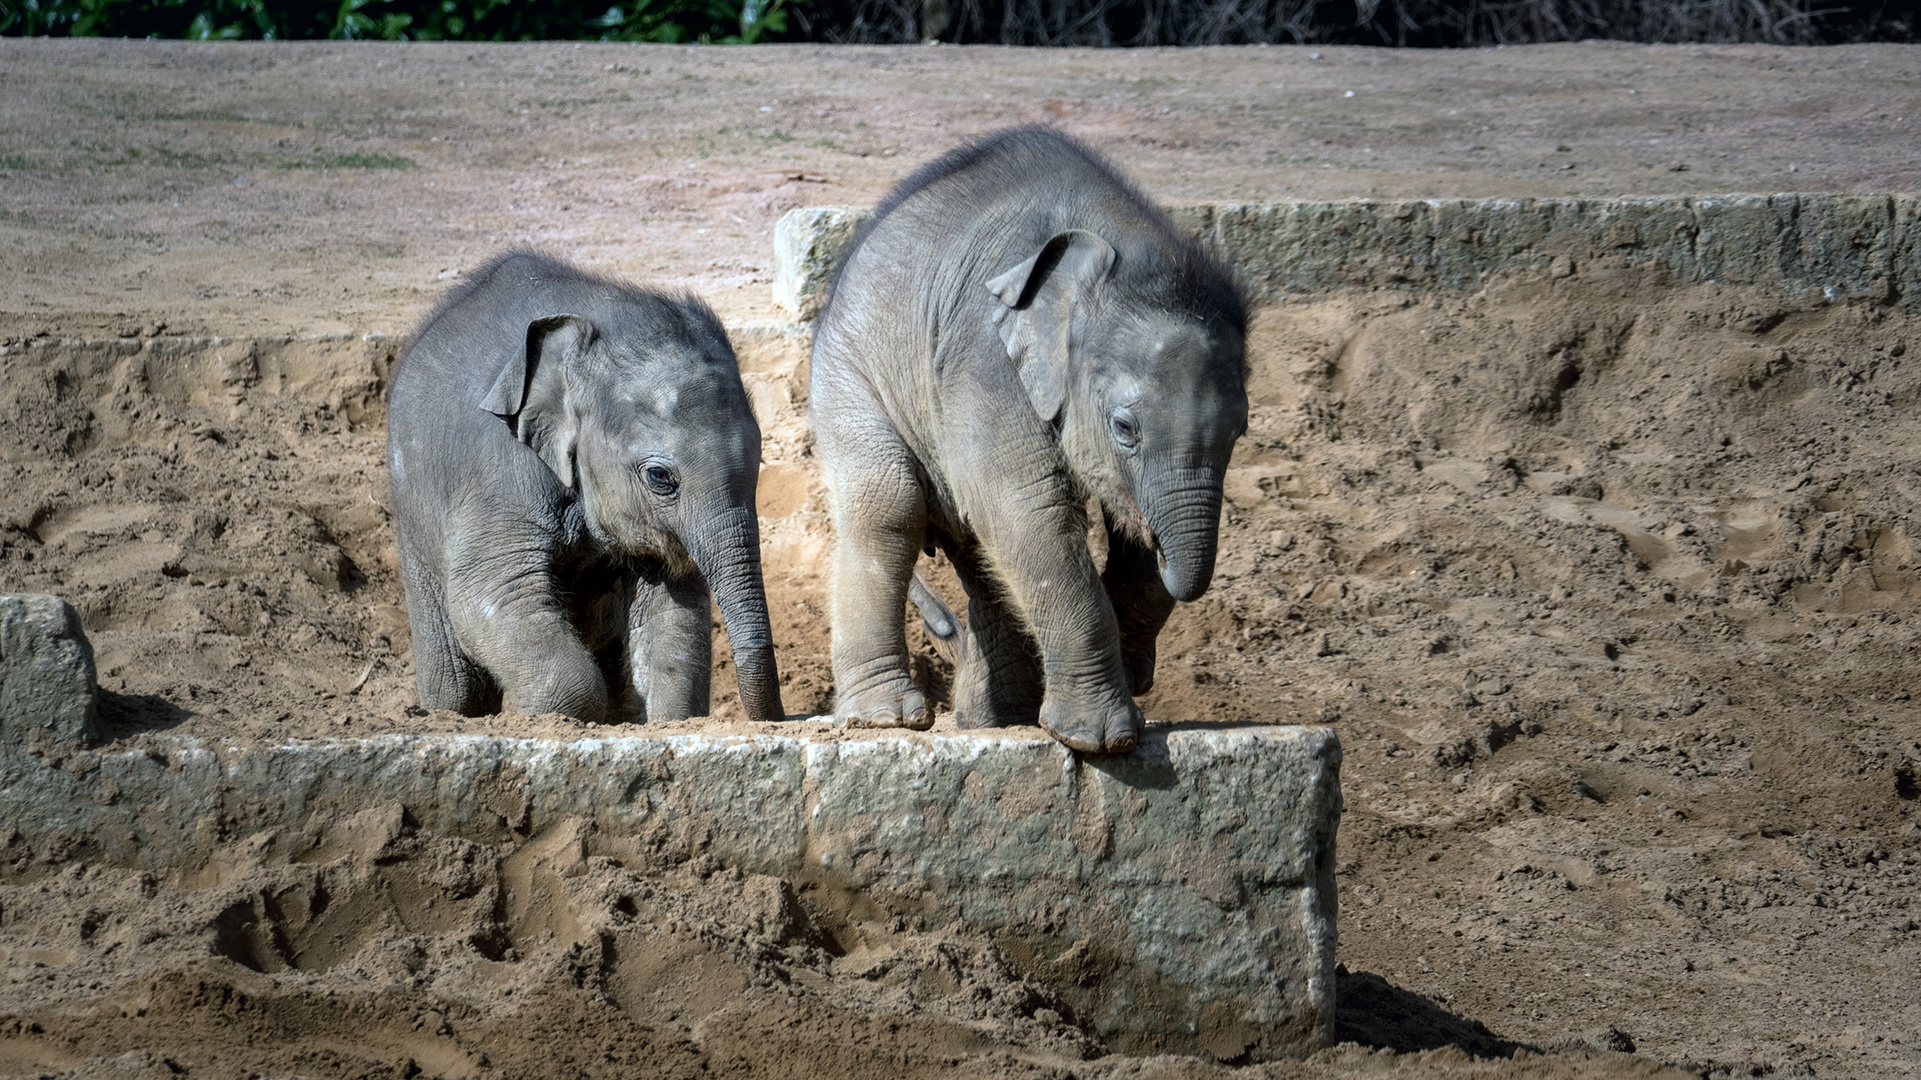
[811, 126, 1248, 753]
[388, 251, 782, 725]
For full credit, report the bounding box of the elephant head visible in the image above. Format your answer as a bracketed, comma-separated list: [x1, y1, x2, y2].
[987, 228, 1248, 603]
[478, 301, 784, 724]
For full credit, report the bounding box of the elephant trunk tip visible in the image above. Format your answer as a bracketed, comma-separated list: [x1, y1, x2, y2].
[1162, 561, 1213, 603]
[1145, 528, 1211, 603]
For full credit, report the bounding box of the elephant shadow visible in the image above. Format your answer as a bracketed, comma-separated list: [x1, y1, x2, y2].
[1336, 966, 1530, 1057]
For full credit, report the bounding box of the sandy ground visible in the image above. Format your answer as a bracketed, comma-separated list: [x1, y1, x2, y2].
[2, 38, 1920, 1080]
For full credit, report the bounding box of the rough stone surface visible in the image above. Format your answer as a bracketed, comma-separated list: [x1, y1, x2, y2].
[771, 205, 868, 320]
[0, 594, 98, 755]
[0, 721, 1340, 1060]
[774, 193, 1919, 312]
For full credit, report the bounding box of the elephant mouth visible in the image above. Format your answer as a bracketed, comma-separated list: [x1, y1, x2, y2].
[1106, 487, 1156, 553]
[1146, 527, 1167, 572]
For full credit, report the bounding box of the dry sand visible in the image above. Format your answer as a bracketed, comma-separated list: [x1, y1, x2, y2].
[2, 39, 1919, 1080]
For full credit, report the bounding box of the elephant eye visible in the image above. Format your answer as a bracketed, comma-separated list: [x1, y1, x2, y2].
[1109, 409, 1141, 451]
[642, 463, 679, 497]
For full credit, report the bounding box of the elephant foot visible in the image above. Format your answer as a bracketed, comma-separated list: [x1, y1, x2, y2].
[954, 705, 1004, 730]
[505, 666, 609, 725]
[952, 673, 1040, 731]
[836, 678, 930, 730]
[1039, 695, 1144, 755]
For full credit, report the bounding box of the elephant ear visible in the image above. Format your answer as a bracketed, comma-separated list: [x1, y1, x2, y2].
[984, 230, 1116, 425]
[480, 313, 595, 490]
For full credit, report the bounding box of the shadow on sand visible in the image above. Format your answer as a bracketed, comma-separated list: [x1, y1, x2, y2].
[95, 687, 193, 738]
[1336, 967, 1529, 1057]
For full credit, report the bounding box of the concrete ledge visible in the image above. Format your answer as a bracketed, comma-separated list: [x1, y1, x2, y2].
[0, 597, 1341, 1061]
[773, 193, 1920, 318]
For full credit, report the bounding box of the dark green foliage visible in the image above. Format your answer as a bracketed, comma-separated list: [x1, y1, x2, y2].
[0, 0, 788, 41]
[0, 0, 1908, 42]
[798, 0, 1916, 45]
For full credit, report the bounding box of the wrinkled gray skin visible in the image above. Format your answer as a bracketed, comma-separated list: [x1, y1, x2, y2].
[388, 252, 782, 726]
[810, 127, 1248, 753]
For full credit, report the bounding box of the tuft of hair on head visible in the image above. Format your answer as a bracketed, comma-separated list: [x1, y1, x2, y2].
[1110, 239, 1249, 340]
[1180, 247, 1251, 341]
[669, 291, 738, 368]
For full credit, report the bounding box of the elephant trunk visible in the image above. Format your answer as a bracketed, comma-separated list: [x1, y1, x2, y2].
[690, 506, 784, 725]
[1145, 468, 1225, 603]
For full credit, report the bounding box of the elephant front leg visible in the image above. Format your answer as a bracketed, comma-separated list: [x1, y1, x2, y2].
[446, 549, 609, 724]
[625, 572, 713, 724]
[1102, 526, 1178, 696]
[970, 495, 1142, 754]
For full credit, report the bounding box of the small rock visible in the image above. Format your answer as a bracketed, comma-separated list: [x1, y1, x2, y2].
[1550, 1024, 1637, 1055]
[772, 206, 871, 319]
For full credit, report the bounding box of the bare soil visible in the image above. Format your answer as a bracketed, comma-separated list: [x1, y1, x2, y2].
[2, 39, 1919, 1080]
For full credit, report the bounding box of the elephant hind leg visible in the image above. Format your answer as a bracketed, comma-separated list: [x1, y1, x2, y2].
[405, 583, 500, 716]
[820, 428, 929, 730]
[947, 543, 1044, 730]
[1102, 526, 1178, 696]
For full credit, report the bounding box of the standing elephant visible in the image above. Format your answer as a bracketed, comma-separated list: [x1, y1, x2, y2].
[810, 126, 1248, 753]
[388, 251, 783, 726]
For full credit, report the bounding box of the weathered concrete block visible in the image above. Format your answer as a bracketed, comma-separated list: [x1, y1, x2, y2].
[0, 723, 1340, 1060]
[771, 205, 868, 320]
[1189, 193, 1920, 305]
[775, 193, 1920, 310]
[0, 594, 97, 755]
[800, 729, 1341, 1059]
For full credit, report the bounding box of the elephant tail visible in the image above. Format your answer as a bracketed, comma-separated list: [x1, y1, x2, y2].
[909, 573, 963, 660]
